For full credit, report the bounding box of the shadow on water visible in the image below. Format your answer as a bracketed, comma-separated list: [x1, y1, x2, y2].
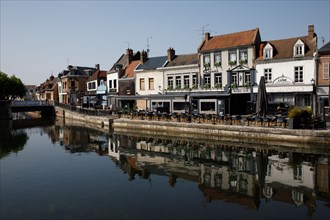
[0, 117, 55, 158]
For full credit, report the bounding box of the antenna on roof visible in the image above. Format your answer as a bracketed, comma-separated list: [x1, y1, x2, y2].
[125, 41, 130, 49]
[195, 24, 210, 39]
[146, 36, 152, 54]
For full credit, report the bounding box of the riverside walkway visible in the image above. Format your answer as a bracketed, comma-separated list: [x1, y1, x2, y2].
[55, 105, 330, 148]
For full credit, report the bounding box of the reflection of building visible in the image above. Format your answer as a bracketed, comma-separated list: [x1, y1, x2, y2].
[263, 153, 319, 218]
[316, 156, 329, 194]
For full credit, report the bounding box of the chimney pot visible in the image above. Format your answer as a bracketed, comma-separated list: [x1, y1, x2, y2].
[308, 25, 315, 39]
[259, 43, 265, 58]
[167, 47, 175, 62]
[204, 32, 210, 41]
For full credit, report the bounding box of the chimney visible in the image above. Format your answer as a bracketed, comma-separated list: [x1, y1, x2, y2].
[126, 48, 133, 64]
[204, 32, 210, 41]
[167, 47, 175, 61]
[308, 25, 315, 39]
[49, 75, 54, 81]
[140, 50, 148, 63]
[95, 64, 100, 70]
[259, 43, 265, 58]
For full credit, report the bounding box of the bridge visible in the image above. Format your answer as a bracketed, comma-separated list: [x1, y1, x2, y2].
[11, 100, 55, 118]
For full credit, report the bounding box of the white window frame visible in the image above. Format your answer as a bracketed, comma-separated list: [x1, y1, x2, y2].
[294, 66, 304, 82]
[264, 68, 272, 83]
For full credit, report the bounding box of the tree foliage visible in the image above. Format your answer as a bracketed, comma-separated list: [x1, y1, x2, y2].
[0, 71, 26, 100]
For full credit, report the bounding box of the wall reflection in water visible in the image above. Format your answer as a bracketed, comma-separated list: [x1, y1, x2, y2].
[43, 123, 329, 218]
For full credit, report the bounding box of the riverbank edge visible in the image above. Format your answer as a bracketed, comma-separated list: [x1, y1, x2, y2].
[55, 106, 330, 147]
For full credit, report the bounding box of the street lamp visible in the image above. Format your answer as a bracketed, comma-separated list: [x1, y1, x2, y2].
[311, 78, 316, 116]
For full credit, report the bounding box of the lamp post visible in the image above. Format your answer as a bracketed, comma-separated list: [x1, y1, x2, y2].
[311, 78, 316, 117]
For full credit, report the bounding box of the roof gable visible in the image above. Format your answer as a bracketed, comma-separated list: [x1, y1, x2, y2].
[199, 28, 260, 52]
[257, 35, 316, 61]
[87, 70, 107, 82]
[165, 53, 198, 67]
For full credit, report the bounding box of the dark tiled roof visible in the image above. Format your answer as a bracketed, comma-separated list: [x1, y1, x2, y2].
[87, 70, 107, 82]
[256, 35, 316, 61]
[199, 28, 260, 52]
[318, 41, 330, 54]
[166, 53, 198, 67]
[135, 56, 168, 70]
[109, 54, 127, 72]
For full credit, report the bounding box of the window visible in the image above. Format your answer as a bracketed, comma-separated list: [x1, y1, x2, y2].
[201, 102, 215, 111]
[88, 82, 95, 90]
[184, 75, 190, 88]
[175, 76, 181, 89]
[204, 54, 210, 64]
[229, 50, 237, 63]
[239, 49, 248, 64]
[109, 80, 112, 89]
[264, 69, 272, 82]
[204, 74, 211, 86]
[140, 78, 145, 90]
[324, 63, 329, 79]
[244, 73, 251, 85]
[192, 74, 198, 87]
[168, 76, 173, 89]
[294, 66, 304, 82]
[231, 73, 238, 86]
[204, 54, 210, 69]
[126, 87, 131, 94]
[149, 78, 154, 90]
[215, 73, 222, 85]
[264, 49, 272, 59]
[113, 79, 117, 88]
[214, 53, 221, 67]
[296, 45, 303, 55]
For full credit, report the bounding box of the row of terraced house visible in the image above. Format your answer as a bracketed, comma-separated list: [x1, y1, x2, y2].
[36, 24, 330, 118]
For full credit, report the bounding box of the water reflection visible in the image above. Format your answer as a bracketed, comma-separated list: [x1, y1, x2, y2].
[40, 121, 330, 218]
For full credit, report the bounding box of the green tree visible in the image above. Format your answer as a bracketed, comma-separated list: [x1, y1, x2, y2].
[0, 71, 26, 100]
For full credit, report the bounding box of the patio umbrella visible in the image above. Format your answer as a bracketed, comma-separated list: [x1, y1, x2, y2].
[256, 76, 268, 116]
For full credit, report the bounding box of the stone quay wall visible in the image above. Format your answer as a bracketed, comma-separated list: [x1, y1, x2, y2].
[56, 106, 330, 149]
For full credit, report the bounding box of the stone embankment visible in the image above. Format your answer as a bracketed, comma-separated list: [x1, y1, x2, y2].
[55, 106, 330, 150]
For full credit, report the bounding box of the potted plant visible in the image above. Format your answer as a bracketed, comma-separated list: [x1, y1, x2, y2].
[192, 84, 198, 90]
[287, 107, 312, 129]
[203, 83, 211, 90]
[167, 85, 173, 91]
[204, 63, 210, 70]
[214, 62, 222, 68]
[229, 61, 236, 67]
[239, 59, 247, 65]
[214, 83, 222, 89]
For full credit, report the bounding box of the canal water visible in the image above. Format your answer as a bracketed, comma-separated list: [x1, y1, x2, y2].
[1, 118, 329, 220]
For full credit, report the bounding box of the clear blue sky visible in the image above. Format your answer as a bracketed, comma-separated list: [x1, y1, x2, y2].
[1, 0, 329, 85]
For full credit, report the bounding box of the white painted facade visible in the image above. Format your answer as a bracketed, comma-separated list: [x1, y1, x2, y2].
[107, 72, 119, 94]
[135, 69, 164, 95]
[163, 64, 199, 91]
[255, 56, 316, 106]
[200, 47, 256, 90]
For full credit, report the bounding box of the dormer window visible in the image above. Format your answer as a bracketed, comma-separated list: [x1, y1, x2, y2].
[294, 39, 305, 57]
[263, 43, 273, 59]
